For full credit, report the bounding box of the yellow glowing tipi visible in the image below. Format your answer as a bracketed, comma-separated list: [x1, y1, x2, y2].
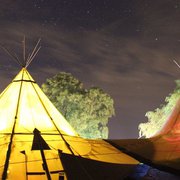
[0, 39, 138, 179]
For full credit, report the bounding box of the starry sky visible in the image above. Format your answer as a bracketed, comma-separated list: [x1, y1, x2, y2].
[0, 0, 179, 139]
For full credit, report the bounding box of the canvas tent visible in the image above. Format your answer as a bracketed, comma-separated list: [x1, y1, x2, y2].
[107, 99, 180, 175]
[1, 39, 179, 179]
[0, 67, 138, 179]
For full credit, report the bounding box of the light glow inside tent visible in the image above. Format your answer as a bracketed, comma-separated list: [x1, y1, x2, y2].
[0, 39, 140, 179]
[0, 68, 138, 179]
[0, 68, 78, 135]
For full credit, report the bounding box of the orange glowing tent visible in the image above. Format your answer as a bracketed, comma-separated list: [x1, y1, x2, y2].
[107, 99, 180, 175]
[0, 39, 138, 179]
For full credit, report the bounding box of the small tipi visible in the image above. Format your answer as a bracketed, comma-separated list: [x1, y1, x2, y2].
[0, 39, 138, 179]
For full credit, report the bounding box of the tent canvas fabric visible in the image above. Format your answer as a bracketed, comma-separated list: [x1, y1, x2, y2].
[0, 68, 138, 179]
[0, 68, 78, 136]
[60, 152, 136, 180]
[107, 99, 180, 175]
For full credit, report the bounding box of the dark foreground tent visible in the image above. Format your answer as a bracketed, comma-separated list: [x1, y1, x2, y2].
[0, 40, 138, 179]
[60, 152, 136, 180]
[107, 99, 180, 176]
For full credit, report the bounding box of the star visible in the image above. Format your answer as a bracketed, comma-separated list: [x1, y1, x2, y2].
[0, 0, 179, 139]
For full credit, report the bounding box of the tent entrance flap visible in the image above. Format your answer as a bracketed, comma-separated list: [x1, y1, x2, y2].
[32, 128, 51, 180]
[31, 128, 51, 150]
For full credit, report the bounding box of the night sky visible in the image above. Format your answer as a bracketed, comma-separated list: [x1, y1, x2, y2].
[0, 0, 179, 139]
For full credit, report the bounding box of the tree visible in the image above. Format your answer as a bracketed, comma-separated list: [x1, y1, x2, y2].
[42, 72, 115, 139]
[138, 80, 180, 138]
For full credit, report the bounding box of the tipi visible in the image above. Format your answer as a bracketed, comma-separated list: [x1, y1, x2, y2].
[0, 39, 138, 179]
[2, 38, 179, 179]
[107, 98, 180, 175]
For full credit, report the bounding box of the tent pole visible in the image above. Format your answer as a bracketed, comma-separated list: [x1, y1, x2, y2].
[2, 70, 25, 179]
[25, 153, 28, 180]
[21, 151, 28, 180]
[58, 150, 66, 179]
[22, 36, 26, 67]
[33, 129, 51, 180]
[40, 148, 51, 180]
